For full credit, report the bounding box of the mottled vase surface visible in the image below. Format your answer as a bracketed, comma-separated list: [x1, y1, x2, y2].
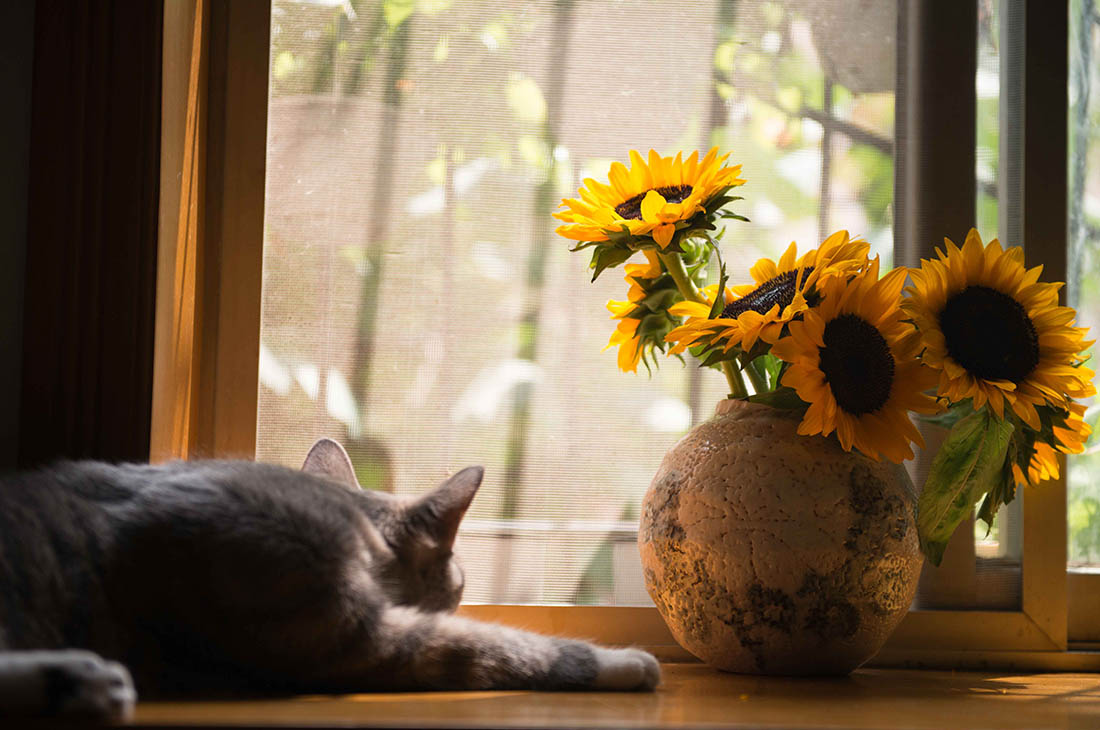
[639, 399, 922, 675]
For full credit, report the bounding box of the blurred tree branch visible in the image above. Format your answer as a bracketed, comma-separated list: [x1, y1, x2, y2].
[717, 69, 893, 156]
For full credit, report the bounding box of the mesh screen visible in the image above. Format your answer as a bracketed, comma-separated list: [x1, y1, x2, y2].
[1068, 0, 1100, 568]
[258, 0, 896, 604]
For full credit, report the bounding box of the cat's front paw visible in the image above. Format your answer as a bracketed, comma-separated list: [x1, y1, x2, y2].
[40, 650, 136, 722]
[591, 647, 661, 691]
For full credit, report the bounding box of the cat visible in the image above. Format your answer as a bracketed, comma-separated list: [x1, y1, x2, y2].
[0, 439, 660, 721]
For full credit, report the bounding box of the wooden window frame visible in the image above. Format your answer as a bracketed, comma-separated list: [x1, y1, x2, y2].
[152, 0, 1100, 670]
[152, 0, 266, 463]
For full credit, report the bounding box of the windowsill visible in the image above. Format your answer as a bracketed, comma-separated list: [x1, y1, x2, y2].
[130, 663, 1100, 729]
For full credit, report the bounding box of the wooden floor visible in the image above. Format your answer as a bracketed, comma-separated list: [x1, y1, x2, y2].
[128, 664, 1100, 730]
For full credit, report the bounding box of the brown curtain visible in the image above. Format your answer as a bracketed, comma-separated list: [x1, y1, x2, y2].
[19, 0, 163, 467]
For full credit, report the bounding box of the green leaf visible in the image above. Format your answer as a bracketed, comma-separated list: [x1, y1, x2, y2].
[746, 386, 806, 410]
[703, 188, 739, 214]
[699, 347, 742, 368]
[636, 313, 669, 338]
[686, 259, 709, 282]
[747, 352, 785, 391]
[569, 240, 601, 252]
[605, 224, 634, 244]
[975, 492, 996, 535]
[640, 288, 678, 313]
[766, 356, 786, 390]
[736, 338, 771, 368]
[977, 433, 1020, 531]
[917, 410, 1015, 566]
[919, 399, 973, 428]
[1000, 437, 1021, 508]
[383, 0, 415, 28]
[589, 245, 633, 281]
[746, 356, 769, 390]
[709, 249, 730, 319]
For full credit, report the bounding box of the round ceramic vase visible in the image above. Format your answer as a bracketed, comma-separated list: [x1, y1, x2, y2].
[638, 399, 922, 675]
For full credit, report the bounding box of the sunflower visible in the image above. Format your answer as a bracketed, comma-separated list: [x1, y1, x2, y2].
[623, 248, 663, 301]
[904, 229, 1096, 428]
[606, 316, 645, 373]
[1012, 402, 1092, 487]
[771, 258, 939, 462]
[604, 250, 676, 373]
[665, 230, 870, 356]
[554, 148, 745, 249]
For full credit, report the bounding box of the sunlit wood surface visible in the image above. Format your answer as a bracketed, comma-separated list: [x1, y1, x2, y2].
[129, 663, 1100, 729]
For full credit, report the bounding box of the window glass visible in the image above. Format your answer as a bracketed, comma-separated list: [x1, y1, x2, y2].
[259, 0, 896, 604]
[974, 0, 1023, 582]
[1068, 0, 1100, 568]
[975, 0, 999, 241]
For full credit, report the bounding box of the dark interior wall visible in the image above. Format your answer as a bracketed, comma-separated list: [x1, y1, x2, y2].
[0, 1, 36, 472]
[18, 0, 163, 468]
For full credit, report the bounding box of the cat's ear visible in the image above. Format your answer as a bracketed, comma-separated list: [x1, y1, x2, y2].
[410, 466, 483, 551]
[302, 438, 361, 489]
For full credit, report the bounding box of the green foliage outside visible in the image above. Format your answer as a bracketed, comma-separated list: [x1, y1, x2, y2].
[1068, 0, 1100, 565]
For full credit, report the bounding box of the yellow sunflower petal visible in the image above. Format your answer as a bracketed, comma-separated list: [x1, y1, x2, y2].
[628, 149, 650, 189]
[652, 223, 675, 249]
[749, 257, 780, 284]
[640, 189, 667, 223]
[907, 229, 1094, 420]
[771, 335, 803, 365]
[674, 232, 869, 358]
[556, 148, 744, 250]
[775, 266, 932, 462]
[607, 299, 635, 317]
[798, 399, 828, 436]
[1012, 399, 1041, 431]
[669, 301, 713, 318]
[617, 334, 642, 373]
[776, 241, 798, 272]
[607, 161, 632, 200]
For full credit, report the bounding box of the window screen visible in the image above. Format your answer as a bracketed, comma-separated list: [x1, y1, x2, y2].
[258, 0, 896, 604]
[1068, 0, 1100, 569]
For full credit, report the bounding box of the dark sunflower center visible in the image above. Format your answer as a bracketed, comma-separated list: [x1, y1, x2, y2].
[818, 313, 895, 416]
[939, 285, 1039, 383]
[720, 267, 814, 319]
[614, 185, 693, 220]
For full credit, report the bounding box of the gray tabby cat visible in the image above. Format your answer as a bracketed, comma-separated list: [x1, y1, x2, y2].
[0, 439, 659, 721]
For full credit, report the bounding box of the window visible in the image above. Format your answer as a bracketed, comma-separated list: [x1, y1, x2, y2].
[1068, 0, 1100, 645]
[258, 0, 897, 606]
[155, 0, 1099, 667]
[911, 2, 1025, 614]
[1068, 0, 1100, 570]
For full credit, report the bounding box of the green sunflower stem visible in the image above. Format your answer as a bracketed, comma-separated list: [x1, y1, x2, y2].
[721, 361, 749, 399]
[743, 364, 767, 394]
[657, 248, 703, 302]
[657, 248, 748, 399]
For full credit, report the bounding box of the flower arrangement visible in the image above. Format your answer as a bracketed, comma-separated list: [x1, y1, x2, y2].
[556, 148, 1096, 565]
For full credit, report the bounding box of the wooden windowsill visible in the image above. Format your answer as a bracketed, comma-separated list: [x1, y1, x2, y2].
[128, 663, 1100, 729]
